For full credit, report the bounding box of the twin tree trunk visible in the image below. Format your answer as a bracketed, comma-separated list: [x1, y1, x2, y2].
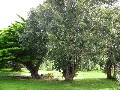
[62, 64, 76, 81]
[105, 60, 116, 79]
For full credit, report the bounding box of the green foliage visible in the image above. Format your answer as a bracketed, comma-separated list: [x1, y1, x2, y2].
[29, 0, 119, 80]
[97, 6, 120, 63]
[19, 5, 49, 62]
[40, 60, 53, 71]
[0, 21, 25, 68]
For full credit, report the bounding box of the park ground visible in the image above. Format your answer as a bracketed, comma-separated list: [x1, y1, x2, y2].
[0, 68, 120, 90]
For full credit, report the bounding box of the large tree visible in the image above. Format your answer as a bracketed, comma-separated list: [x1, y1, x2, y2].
[44, 0, 118, 80]
[87, 5, 120, 79]
[19, 6, 49, 79]
[0, 21, 25, 70]
[101, 6, 120, 79]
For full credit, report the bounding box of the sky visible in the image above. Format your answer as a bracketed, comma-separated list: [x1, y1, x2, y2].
[0, 0, 120, 30]
[0, 0, 44, 30]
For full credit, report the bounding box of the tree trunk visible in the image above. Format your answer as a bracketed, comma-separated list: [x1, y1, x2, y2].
[30, 68, 40, 79]
[62, 64, 75, 81]
[63, 69, 74, 81]
[24, 61, 41, 79]
[106, 60, 112, 79]
[113, 63, 116, 79]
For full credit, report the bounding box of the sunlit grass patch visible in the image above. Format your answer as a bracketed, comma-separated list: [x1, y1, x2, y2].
[74, 71, 106, 79]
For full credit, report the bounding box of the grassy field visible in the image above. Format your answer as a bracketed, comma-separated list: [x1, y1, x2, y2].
[0, 69, 120, 90]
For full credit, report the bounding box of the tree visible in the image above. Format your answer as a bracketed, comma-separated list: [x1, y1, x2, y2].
[103, 7, 120, 79]
[44, 0, 118, 80]
[89, 5, 120, 79]
[0, 21, 25, 71]
[19, 5, 49, 79]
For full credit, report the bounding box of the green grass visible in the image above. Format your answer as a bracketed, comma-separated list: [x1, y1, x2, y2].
[0, 78, 119, 90]
[74, 71, 107, 79]
[0, 69, 120, 90]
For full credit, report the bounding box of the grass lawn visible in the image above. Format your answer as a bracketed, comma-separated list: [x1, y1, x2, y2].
[0, 69, 120, 90]
[0, 78, 119, 90]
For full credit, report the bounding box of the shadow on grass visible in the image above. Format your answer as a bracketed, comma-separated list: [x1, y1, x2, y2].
[0, 69, 119, 90]
[0, 69, 24, 76]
